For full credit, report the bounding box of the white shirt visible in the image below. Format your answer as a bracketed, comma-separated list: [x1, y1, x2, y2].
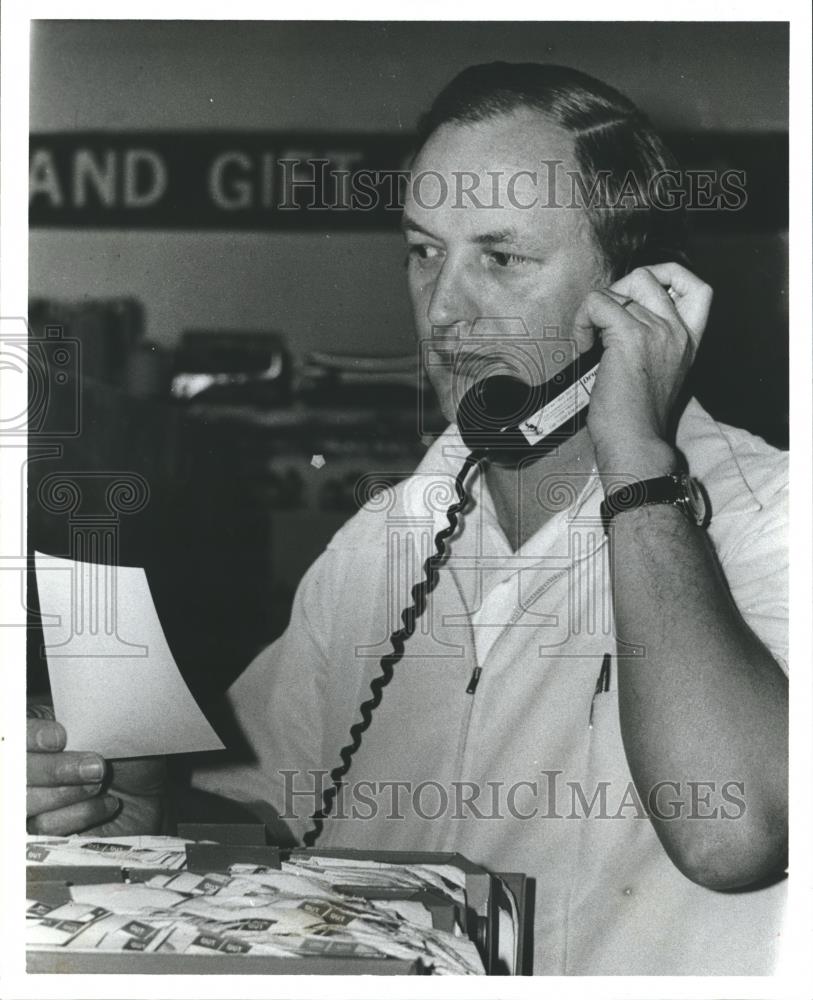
[192, 397, 788, 974]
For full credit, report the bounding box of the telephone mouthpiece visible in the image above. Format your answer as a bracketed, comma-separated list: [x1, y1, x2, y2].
[456, 375, 544, 461]
[454, 340, 603, 466]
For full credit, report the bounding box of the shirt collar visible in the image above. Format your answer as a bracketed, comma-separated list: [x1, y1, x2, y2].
[404, 424, 603, 569]
[401, 396, 760, 559]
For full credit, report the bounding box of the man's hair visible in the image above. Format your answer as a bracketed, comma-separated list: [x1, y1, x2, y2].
[416, 62, 688, 280]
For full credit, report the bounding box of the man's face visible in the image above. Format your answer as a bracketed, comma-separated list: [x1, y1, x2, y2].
[403, 109, 609, 423]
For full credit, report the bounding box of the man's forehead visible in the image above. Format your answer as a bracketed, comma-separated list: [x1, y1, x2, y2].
[403, 112, 583, 243]
[410, 109, 578, 177]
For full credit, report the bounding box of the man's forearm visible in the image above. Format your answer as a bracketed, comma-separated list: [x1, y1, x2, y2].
[608, 501, 788, 890]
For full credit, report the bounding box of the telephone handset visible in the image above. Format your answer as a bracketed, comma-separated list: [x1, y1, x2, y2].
[456, 339, 604, 466]
[454, 243, 690, 466]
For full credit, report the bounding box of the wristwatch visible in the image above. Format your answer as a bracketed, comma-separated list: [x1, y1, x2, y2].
[600, 472, 711, 535]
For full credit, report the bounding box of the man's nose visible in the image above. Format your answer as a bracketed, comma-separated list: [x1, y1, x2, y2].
[426, 257, 478, 330]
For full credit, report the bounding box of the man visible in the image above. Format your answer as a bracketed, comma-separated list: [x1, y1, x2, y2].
[27, 63, 788, 974]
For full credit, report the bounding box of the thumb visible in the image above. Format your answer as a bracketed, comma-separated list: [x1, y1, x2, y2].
[107, 755, 167, 797]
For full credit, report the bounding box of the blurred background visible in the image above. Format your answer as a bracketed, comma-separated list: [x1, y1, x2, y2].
[27, 21, 789, 721]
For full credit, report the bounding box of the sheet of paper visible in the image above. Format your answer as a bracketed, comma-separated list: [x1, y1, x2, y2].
[34, 552, 225, 758]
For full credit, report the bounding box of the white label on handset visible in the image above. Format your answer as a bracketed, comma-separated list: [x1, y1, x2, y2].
[518, 363, 600, 446]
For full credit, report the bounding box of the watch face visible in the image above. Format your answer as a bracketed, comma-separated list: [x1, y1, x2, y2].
[683, 474, 711, 527]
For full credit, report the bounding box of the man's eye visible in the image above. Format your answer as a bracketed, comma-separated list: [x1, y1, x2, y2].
[486, 250, 530, 268]
[405, 243, 442, 266]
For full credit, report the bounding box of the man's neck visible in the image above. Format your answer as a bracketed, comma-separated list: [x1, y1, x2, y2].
[482, 427, 596, 552]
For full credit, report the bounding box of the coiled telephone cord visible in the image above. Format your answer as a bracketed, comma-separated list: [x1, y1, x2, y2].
[302, 452, 482, 847]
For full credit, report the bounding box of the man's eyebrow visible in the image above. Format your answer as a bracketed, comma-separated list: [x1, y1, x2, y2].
[470, 228, 520, 246]
[400, 215, 436, 237]
[400, 216, 521, 246]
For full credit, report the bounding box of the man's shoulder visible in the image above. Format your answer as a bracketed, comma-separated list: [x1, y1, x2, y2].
[676, 398, 787, 517]
[324, 426, 464, 553]
[323, 481, 411, 552]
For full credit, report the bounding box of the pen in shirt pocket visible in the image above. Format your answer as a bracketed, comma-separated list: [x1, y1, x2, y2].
[588, 652, 612, 729]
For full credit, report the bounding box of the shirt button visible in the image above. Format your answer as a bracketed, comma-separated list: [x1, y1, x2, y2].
[622, 887, 634, 897]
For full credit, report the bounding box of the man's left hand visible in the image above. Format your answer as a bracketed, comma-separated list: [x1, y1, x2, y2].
[573, 263, 713, 480]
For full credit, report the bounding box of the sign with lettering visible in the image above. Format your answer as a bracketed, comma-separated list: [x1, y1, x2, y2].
[29, 132, 414, 230]
[29, 131, 786, 232]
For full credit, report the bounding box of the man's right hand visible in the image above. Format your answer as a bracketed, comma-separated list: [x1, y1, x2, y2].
[27, 708, 166, 836]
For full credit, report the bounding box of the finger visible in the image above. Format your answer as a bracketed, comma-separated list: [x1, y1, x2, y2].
[26, 795, 121, 837]
[601, 289, 650, 323]
[573, 289, 644, 344]
[27, 782, 103, 817]
[27, 717, 67, 752]
[107, 755, 167, 797]
[608, 267, 676, 323]
[633, 262, 713, 339]
[27, 749, 107, 787]
[641, 261, 706, 296]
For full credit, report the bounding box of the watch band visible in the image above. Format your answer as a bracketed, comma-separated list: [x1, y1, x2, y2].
[600, 473, 708, 535]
